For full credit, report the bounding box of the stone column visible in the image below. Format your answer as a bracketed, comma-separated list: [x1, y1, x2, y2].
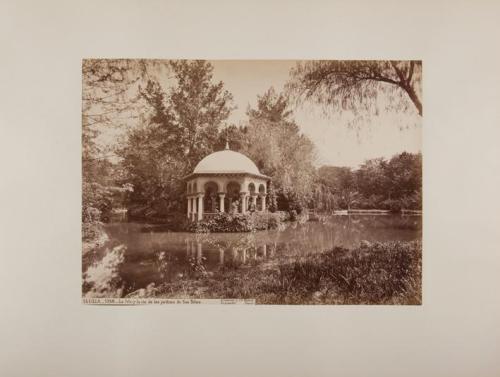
[240, 193, 247, 214]
[218, 193, 225, 213]
[197, 194, 204, 221]
[260, 194, 267, 212]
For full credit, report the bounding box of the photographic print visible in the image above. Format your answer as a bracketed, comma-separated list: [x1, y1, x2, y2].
[82, 59, 422, 305]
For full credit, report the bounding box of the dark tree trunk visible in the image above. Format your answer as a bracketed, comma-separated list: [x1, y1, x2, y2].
[404, 83, 423, 116]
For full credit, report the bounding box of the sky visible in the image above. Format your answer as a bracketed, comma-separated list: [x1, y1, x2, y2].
[93, 60, 421, 168]
[210, 60, 421, 168]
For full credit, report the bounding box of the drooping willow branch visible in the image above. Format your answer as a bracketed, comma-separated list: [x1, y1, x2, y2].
[287, 60, 422, 117]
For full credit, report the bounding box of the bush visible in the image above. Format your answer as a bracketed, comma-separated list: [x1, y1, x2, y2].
[185, 212, 253, 233]
[381, 198, 402, 213]
[380, 192, 422, 212]
[185, 211, 290, 233]
[83, 182, 114, 223]
[352, 194, 384, 210]
[403, 191, 422, 210]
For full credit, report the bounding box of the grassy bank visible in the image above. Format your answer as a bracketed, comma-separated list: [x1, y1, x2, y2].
[146, 241, 421, 305]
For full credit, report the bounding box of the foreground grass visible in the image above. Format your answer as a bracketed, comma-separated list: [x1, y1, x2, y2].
[151, 241, 421, 305]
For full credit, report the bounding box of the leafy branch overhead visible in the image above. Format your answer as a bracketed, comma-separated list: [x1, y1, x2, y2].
[287, 60, 422, 117]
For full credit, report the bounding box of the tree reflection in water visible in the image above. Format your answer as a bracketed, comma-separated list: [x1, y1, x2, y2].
[82, 245, 125, 298]
[82, 214, 421, 297]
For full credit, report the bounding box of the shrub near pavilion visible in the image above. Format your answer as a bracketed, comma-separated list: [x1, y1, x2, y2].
[185, 211, 290, 233]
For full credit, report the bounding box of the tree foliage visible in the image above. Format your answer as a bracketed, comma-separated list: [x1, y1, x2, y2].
[82, 59, 156, 225]
[239, 88, 317, 212]
[169, 60, 234, 170]
[287, 60, 422, 119]
[315, 166, 359, 211]
[118, 60, 234, 214]
[316, 152, 422, 211]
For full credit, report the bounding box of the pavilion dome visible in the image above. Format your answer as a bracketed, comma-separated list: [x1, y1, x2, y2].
[193, 148, 261, 175]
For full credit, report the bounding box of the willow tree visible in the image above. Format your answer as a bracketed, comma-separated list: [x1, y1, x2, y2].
[287, 60, 422, 118]
[82, 59, 165, 165]
[240, 88, 317, 212]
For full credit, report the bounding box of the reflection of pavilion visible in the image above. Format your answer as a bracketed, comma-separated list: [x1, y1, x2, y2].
[185, 239, 269, 265]
[184, 143, 271, 221]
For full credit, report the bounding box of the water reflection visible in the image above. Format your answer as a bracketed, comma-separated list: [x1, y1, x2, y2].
[82, 214, 421, 297]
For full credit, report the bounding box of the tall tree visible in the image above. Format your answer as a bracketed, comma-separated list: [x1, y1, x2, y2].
[119, 60, 234, 214]
[355, 158, 389, 199]
[169, 60, 234, 170]
[240, 88, 316, 212]
[82, 59, 154, 223]
[247, 87, 293, 123]
[383, 152, 422, 200]
[287, 60, 422, 117]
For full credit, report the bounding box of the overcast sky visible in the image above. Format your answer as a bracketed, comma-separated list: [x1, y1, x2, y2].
[210, 60, 421, 168]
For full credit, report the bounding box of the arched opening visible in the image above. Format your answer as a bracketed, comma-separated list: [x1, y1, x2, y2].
[226, 181, 241, 213]
[204, 181, 219, 213]
[193, 181, 198, 193]
[247, 183, 256, 212]
[187, 182, 191, 193]
[257, 183, 266, 211]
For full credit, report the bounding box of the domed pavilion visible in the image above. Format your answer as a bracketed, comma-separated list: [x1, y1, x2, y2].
[184, 143, 271, 221]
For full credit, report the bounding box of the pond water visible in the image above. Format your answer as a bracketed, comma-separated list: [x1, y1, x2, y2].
[82, 214, 422, 297]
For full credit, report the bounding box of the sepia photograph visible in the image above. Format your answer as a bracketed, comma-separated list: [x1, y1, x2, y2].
[4, 0, 500, 375]
[82, 59, 422, 304]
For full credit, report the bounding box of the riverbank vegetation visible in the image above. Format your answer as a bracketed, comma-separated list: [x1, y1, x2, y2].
[139, 241, 421, 305]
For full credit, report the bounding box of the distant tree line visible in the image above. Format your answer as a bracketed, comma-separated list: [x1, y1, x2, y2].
[313, 152, 422, 212]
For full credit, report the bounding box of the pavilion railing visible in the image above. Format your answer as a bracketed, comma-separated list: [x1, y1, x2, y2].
[203, 212, 218, 220]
